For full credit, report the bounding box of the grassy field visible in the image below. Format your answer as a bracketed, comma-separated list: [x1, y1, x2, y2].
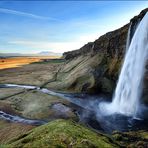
[0, 56, 60, 70]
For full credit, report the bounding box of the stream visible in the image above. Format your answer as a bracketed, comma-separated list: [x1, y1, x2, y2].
[0, 84, 148, 133]
[0, 111, 46, 125]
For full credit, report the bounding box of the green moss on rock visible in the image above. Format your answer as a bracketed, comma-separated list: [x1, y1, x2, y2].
[8, 119, 119, 148]
[112, 130, 148, 147]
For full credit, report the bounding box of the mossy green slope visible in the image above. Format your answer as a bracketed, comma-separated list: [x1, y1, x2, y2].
[8, 119, 119, 148]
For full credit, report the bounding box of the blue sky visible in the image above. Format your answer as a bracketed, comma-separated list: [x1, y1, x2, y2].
[0, 1, 147, 54]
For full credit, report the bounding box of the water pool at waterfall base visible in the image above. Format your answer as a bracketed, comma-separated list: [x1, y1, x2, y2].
[75, 97, 148, 133]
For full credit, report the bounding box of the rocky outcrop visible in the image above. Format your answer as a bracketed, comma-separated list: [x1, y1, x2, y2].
[63, 42, 94, 60]
[46, 8, 148, 103]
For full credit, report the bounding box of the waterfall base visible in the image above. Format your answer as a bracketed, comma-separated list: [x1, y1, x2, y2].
[98, 101, 143, 117]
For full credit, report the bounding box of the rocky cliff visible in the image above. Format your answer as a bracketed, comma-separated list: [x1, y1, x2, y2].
[46, 8, 148, 103]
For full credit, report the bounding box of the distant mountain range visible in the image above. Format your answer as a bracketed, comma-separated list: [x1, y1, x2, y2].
[38, 51, 62, 56]
[0, 51, 62, 57]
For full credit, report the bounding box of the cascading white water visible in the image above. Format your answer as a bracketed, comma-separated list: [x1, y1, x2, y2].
[125, 22, 132, 51]
[99, 12, 148, 117]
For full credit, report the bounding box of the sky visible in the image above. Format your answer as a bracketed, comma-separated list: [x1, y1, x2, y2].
[0, 1, 147, 54]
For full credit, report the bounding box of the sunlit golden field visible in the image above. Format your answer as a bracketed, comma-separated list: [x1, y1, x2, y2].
[0, 56, 60, 70]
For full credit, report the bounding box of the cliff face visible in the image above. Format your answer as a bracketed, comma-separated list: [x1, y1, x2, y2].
[47, 8, 148, 103]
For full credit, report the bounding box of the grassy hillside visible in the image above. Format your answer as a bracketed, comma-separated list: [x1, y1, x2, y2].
[6, 119, 118, 148]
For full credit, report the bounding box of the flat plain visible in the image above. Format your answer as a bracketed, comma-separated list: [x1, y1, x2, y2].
[0, 56, 59, 70]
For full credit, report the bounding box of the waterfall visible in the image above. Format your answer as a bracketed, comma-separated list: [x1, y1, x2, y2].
[99, 12, 148, 117]
[125, 23, 132, 51]
[126, 19, 141, 52]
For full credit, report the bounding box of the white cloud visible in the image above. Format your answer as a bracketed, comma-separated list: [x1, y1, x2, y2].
[8, 32, 101, 53]
[0, 8, 60, 21]
[8, 40, 85, 53]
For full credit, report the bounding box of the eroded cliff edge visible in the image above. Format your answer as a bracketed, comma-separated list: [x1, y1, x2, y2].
[46, 8, 148, 103]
